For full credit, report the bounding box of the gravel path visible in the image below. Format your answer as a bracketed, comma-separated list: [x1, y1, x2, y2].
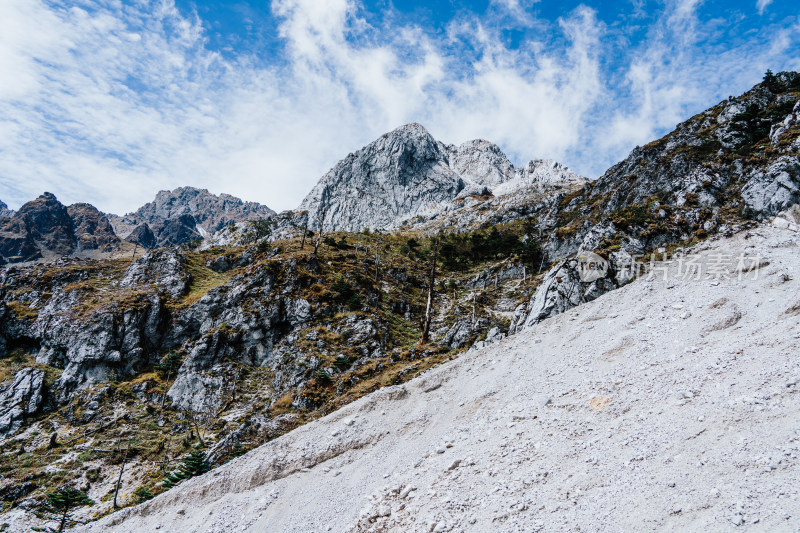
[81, 225, 800, 533]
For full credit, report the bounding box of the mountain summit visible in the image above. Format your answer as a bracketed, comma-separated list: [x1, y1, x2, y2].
[298, 123, 468, 232]
[298, 123, 585, 232]
[0, 193, 120, 263]
[109, 187, 276, 247]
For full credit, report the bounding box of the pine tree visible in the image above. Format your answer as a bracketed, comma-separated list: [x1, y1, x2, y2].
[229, 441, 247, 460]
[162, 447, 211, 489]
[154, 351, 183, 378]
[38, 487, 94, 532]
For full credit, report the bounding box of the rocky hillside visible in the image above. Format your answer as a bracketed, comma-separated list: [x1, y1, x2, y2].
[0, 193, 121, 265]
[77, 224, 800, 532]
[297, 123, 585, 233]
[0, 72, 798, 530]
[108, 187, 275, 248]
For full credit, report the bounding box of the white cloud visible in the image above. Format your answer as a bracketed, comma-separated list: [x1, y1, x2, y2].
[757, 0, 773, 16]
[0, 0, 798, 215]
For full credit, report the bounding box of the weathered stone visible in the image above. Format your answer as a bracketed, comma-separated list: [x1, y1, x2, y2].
[0, 368, 44, 437]
[741, 156, 800, 218]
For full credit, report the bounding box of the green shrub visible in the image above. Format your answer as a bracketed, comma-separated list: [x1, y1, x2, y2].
[133, 487, 154, 504]
[162, 447, 211, 490]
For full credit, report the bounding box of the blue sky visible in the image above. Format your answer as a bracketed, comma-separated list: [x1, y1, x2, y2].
[0, 0, 798, 214]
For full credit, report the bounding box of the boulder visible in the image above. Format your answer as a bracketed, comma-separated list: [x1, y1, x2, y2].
[741, 156, 800, 218]
[0, 368, 44, 437]
[520, 257, 617, 330]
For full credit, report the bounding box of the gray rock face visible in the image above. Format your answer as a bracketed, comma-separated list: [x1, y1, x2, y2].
[110, 187, 275, 247]
[299, 124, 467, 232]
[298, 123, 585, 232]
[502, 158, 586, 194]
[769, 100, 800, 144]
[446, 139, 515, 187]
[741, 156, 800, 218]
[125, 223, 157, 249]
[166, 262, 316, 411]
[514, 255, 622, 331]
[34, 290, 167, 397]
[66, 203, 121, 253]
[439, 319, 474, 350]
[121, 248, 191, 299]
[0, 368, 44, 437]
[0, 193, 75, 263]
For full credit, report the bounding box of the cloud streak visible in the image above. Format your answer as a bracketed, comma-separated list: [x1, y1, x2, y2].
[0, 0, 798, 214]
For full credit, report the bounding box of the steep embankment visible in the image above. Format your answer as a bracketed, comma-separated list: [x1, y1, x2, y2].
[81, 224, 800, 532]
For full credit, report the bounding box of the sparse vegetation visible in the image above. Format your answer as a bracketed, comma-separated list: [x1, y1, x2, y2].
[162, 447, 211, 489]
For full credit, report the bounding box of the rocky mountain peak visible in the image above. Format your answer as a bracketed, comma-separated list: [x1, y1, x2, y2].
[0, 193, 121, 264]
[0, 200, 12, 219]
[109, 187, 275, 247]
[297, 124, 586, 232]
[0, 193, 75, 262]
[67, 203, 121, 253]
[447, 139, 516, 187]
[298, 124, 466, 232]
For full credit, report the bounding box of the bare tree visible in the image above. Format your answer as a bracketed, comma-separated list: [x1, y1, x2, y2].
[299, 214, 309, 250]
[421, 238, 439, 345]
[113, 443, 129, 509]
[188, 410, 207, 448]
[313, 203, 329, 256]
[472, 291, 476, 327]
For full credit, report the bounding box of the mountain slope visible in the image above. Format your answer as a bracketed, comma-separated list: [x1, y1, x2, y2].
[109, 187, 275, 247]
[503, 71, 800, 330]
[76, 224, 800, 533]
[544, 71, 800, 256]
[2, 73, 799, 530]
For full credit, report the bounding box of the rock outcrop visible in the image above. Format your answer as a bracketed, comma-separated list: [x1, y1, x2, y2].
[34, 289, 168, 397]
[0, 368, 44, 437]
[121, 248, 191, 299]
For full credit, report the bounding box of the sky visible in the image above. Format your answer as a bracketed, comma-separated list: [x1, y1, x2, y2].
[0, 0, 798, 215]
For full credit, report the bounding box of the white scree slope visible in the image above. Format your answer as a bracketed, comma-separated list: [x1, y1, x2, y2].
[82, 225, 800, 533]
